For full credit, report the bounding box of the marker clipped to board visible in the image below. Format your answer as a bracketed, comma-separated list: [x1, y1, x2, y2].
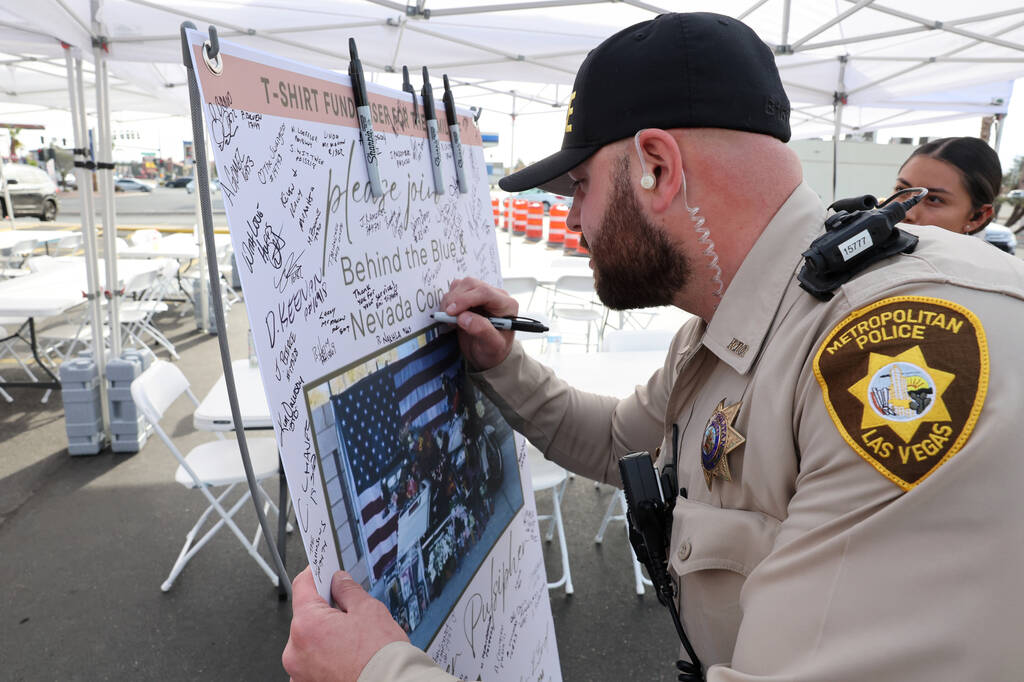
[442, 74, 467, 194]
[348, 38, 382, 198]
[421, 66, 445, 195]
[401, 65, 419, 127]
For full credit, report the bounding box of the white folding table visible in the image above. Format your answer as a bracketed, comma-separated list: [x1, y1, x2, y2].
[118, 232, 231, 261]
[118, 233, 232, 306]
[532, 349, 667, 397]
[0, 257, 173, 390]
[193, 359, 272, 431]
[0, 229, 76, 255]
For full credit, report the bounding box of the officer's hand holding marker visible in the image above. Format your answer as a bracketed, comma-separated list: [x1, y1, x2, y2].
[431, 311, 548, 333]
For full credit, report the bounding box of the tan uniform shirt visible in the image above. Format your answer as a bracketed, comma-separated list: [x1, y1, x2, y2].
[360, 182, 1024, 680]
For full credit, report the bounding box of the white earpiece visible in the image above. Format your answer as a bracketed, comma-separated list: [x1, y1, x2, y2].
[634, 130, 656, 190]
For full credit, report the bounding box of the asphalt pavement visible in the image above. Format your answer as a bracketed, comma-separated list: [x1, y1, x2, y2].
[0, 269, 681, 681]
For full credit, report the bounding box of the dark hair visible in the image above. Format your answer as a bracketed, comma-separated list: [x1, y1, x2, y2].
[903, 137, 1002, 226]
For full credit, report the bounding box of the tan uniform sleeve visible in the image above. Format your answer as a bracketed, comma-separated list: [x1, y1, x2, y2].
[357, 642, 457, 682]
[704, 283, 1024, 680]
[471, 339, 675, 485]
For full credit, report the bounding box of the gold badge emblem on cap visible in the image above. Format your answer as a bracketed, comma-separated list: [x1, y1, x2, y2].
[701, 399, 745, 490]
[813, 296, 988, 490]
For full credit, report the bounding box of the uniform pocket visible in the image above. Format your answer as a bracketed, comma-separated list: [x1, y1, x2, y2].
[666, 499, 783, 666]
[668, 498, 781, 578]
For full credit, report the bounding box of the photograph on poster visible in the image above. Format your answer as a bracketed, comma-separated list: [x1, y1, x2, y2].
[305, 324, 523, 649]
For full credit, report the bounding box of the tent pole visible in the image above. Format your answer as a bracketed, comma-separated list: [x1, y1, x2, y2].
[67, 49, 111, 438]
[93, 42, 122, 357]
[0, 161, 14, 229]
[197, 138, 211, 334]
[781, 0, 792, 47]
[832, 56, 848, 204]
[993, 113, 1005, 153]
[508, 92, 516, 269]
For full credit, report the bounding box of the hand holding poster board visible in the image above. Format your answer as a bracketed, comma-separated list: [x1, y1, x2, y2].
[184, 30, 560, 680]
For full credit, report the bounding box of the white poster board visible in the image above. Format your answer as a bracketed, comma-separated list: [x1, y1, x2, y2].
[186, 31, 560, 681]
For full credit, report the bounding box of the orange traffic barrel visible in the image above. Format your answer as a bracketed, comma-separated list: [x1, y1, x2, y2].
[525, 202, 544, 241]
[547, 204, 568, 246]
[512, 199, 528, 236]
[564, 228, 580, 253]
[491, 197, 500, 229]
[501, 197, 511, 231]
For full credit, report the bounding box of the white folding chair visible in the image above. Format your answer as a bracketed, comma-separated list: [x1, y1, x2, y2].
[38, 305, 111, 366]
[119, 267, 179, 359]
[0, 317, 40, 402]
[131, 360, 284, 592]
[590, 329, 674, 594]
[26, 255, 64, 273]
[130, 228, 163, 247]
[528, 444, 573, 594]
[0, 238, 39, 278]
[502, 275, 539, 310]
[601, 329, 676, 353]
[54, 233, 82, 256]
[550, 274, 607, 351]
[594, 489, 653, 595]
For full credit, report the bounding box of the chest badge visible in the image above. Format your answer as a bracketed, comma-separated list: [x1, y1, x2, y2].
[701, 399, 745, 490]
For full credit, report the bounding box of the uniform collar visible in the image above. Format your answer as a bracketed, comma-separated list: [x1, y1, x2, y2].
[702, 181, 825, 375]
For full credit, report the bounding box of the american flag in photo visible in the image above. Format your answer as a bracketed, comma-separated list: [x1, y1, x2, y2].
[334, 329, 462, 582]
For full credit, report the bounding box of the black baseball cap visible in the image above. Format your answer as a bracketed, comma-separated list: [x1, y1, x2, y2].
[499, 12, 790, 194]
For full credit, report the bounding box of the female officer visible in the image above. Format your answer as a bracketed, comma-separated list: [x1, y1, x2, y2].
[893, 136, 1002, 235]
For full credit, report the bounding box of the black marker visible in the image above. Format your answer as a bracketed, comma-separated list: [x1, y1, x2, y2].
[421, 66, 445, 194]
[349, 38, 382, 197]
[442, 75, 467, 194]
[401, 65, 419, 126]
[430, 312, 549, 333]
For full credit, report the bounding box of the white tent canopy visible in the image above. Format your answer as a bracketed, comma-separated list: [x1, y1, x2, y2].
[0, 7, 188, 117]
[2, 1, 1023, 141]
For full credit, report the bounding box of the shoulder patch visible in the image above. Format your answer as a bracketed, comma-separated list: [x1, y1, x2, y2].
[813, 296, 988, 490]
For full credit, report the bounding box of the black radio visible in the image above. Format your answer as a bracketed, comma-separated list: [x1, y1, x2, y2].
[619, 451, 704, 681]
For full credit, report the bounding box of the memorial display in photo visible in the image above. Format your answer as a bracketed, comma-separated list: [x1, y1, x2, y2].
[306, 325, 522, 648]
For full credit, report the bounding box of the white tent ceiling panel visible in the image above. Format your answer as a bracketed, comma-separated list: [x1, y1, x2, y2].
[3, 0, 1024, 147]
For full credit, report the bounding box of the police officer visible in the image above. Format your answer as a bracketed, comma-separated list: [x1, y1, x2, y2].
[284, 12, 1024, 681]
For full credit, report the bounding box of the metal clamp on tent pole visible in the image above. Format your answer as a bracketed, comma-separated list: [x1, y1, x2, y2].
[178, 20, 291, 601]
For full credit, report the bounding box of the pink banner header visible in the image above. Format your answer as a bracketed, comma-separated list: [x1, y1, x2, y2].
[193, 45, 482, 146]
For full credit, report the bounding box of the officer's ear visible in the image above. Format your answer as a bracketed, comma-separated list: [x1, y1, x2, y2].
[964, 204, 993, 234]
[633, 129, 682, 214]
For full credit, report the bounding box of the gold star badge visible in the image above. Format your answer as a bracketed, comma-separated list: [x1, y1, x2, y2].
[847, 345, 955, 443]
[701, 400, 745, 490]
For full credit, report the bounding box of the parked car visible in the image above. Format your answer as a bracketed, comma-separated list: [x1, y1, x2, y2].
[1, 163, 58, 220]
[114, 177, 153, 192]
[186, 178, 220, 195]
[163, 176, 193, 188]
[515, 187, 572, 213]
[1007, 189, 1024, 200]
[981, 222, 1017, 254]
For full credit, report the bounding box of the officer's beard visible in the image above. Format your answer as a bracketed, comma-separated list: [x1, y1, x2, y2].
[586, 156, 692, 310]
